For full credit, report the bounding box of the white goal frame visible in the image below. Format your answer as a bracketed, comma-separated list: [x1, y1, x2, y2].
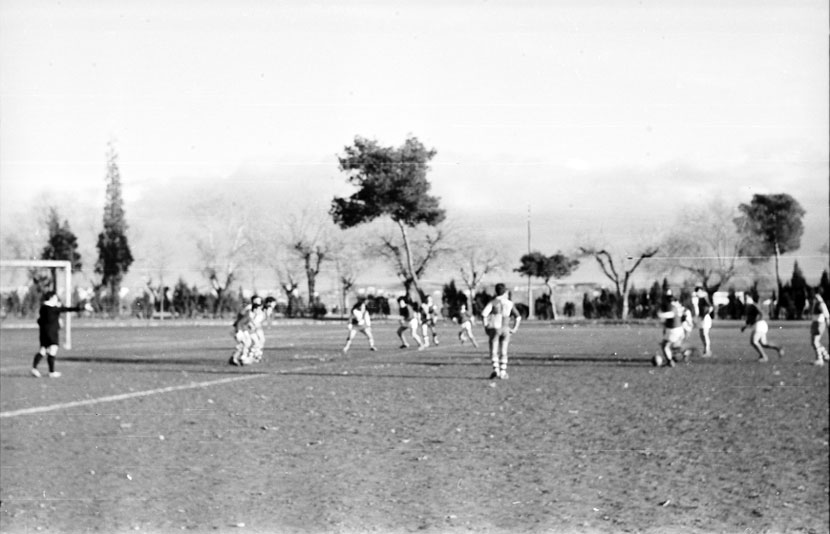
[0, 259, 74, 349]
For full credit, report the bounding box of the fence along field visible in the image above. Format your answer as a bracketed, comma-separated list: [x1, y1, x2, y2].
[0, 321, 827, 534]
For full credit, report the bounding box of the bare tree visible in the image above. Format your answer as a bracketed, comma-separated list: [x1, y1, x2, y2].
[454, 241, 505, 309]
[285, 207, 337, 308]
[192, 194, 251, 317]
[580, 245, 659, 319]
[654, 199, 745, 296]
[371, 223, 452, 300]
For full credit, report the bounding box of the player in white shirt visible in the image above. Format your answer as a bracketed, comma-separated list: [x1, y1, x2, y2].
[481, 283, 521, 379]
[419, 295, 440, 347]
[342, 299, 377, 353]
[691, 287, 714, 358]
[810, 294, 830, 366]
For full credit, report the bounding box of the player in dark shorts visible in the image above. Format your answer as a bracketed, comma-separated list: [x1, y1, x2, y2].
[32, 290, 90, 378]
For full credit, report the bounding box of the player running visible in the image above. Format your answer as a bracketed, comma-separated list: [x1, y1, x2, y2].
[457, 303, 479, 348]
[396, 296, 425, 350]
[741, 294, 784, 362]
[481, 283, 521, 379]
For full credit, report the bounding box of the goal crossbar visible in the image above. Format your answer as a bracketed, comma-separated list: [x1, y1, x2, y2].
[0, 260, 74, 349]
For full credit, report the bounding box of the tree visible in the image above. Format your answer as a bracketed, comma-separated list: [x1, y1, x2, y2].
[95, 142, 133, 316]
[735, 193, 805, 293]
[191, 193, 251, 318]
[454, 240, 505, 311]
[655, 199, 744, 297]
[515, 251, 579, 320]
[371, 223, 451, 299]
[285, 207, 337, 309]
[580, 246, 658, 319]
[331, 136, 446, 300]
[789, 261, 808, 319]
[41, 207, 83, 292]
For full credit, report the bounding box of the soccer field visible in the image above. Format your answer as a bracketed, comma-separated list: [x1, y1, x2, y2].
[1, 320, 827, 534]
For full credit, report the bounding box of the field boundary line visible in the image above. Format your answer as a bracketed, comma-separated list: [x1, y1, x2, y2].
[0, 356, 396, 419]
[0, 374, 265, 419]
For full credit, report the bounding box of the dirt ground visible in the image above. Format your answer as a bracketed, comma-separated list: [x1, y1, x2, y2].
[0, 320, 828, 534]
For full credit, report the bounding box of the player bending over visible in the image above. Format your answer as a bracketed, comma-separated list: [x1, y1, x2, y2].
[656, 292, 687, 367]
[229, 295, 263, 366]
[342, 299, 377, 353]
[249, 296, 277, 363]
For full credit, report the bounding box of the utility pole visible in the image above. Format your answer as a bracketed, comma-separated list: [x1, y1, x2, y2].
[527, 204, 534, 320]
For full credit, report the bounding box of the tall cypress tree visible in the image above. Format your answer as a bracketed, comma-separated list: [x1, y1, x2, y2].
[95, 143, 133, 316]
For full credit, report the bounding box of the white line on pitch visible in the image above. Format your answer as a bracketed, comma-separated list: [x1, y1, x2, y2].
[0, 358, 388, 419]
[0, 374, 265, 419]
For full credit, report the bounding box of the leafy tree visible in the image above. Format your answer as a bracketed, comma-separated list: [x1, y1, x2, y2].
[331, 136, 446, 300]
[735, 193, 805, 293]
[95, 143, 133, 316]
[41, 207, 82, 292]
[515, 251, 579, 320]
[580, 246, 659, 319]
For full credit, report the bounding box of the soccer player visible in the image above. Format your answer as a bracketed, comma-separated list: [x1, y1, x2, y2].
[741, 294, 784, 362]
[481, 283, 521, 379]
[396, 296, 425, 350]
[229, 295, 263, 366]
[691, 287, 714, 357]
[419, 295, 440, 347]
[656, 291, 686, 367]
[810, 294, 830, 366]
[342, 299, 377, 353]
[32, 291, 91, 378]
[457, 303, 479, 348]
[248, 296, 277, 363]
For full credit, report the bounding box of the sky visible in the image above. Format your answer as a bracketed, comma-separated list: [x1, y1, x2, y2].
[1, 0, 828, 297]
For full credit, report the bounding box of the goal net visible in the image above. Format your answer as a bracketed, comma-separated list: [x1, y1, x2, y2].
[0, 260, 75, 349]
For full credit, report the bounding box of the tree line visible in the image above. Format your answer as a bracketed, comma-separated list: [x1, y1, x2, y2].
[1, 135, 825, 322]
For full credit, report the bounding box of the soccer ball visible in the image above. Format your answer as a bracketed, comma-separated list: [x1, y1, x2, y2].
[652, 353, 664, 367]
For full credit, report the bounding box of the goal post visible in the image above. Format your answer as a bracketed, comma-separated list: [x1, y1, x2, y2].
[0, 259, 74, 349]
